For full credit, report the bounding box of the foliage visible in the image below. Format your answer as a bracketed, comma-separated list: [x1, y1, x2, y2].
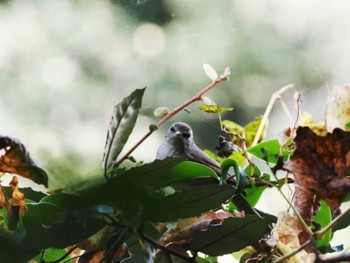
[0, 75, 349, 263]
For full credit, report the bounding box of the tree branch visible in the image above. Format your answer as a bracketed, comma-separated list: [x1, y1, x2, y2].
[114, 68, 231, 167]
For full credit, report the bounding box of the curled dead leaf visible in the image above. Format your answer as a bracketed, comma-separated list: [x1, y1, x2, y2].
[159, 210, 244, 246]
[284, 126, 350, 212]
[273, 212, 315, 263]
[0, 136, 48, 187]
[10, 176, 27, 216]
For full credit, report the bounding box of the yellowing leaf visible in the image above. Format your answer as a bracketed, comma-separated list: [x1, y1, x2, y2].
[199, 105, 233, 114]
[222, 120, 244, 134]
[326, 85, 350, 132]
[244, 116, 266, 147]
[300, 111, 326, 136]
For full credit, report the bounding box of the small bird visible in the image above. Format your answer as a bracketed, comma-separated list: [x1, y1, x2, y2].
[157, 122, 256, 214]
[157, 122, 222, 174]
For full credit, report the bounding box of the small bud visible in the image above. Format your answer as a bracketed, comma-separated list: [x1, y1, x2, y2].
[201, 96, 217, 106]
[149, 124, 159, 132]
[154, 107, 170, 118]
[203, 63, 218, 80]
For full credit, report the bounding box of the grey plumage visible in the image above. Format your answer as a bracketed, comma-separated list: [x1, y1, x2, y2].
[156, 122, 221, 174]
[157, 122, 257, 215]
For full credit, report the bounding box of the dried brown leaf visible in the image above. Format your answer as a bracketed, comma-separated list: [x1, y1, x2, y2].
[284, 126, 350, 212]
[0, 136, 48, 187]
[10, 176, 27, 216]
[159, 210, 244, 246]
[273, 212, 315, 263]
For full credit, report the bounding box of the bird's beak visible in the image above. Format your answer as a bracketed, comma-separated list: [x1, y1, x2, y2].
[175, 131, 182, 136]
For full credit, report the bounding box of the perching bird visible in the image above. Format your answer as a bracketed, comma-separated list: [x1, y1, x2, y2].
[157, 122, 256, 214]
[157, 122, 222, 174]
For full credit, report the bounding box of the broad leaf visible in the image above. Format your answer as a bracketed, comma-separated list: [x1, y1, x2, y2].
[143, 184, 236, 222]
[189, 216, 270, 256]
[199, 105, 233, 114]
[314, 200, 332, 253]
[247, 139, 290, 164]
[102, 88, 146, 172]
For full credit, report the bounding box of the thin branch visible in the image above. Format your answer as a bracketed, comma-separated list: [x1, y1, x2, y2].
[252, 84, 296, 147]
[101, 227, 130, 262]
[272, 240, 311, 263]
[141, 232, 196, 262]
[114, 69, 231, 167]
[315, 206, 350, 239]
[45, 245, 78, 263]
[315, 253, 350, 263]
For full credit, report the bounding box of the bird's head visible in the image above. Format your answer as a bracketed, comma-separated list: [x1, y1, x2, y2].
[165, 122, 193, 144]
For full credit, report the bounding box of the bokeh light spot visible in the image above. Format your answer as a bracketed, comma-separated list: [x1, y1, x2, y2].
[133, 23, 165, 57]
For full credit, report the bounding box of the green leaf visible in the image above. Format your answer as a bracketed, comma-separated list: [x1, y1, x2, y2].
[143, 184, 235, 222]
[189, 216, 270, 256]
[220, 159, 247, 194]
[221, 120, 244, 134]
[346, 122, 350, 130]
[244, 116, 266, 147]
[102, 88, 146, 172]
[32, 248, 70, 263]
[247, 139, 290, 164]
[3, 187, 46, 202]
[199, 105, 233, 114]
[22, 210, 104, 250]
[314, 200, 332, 253]
[25, 202, 61, 226]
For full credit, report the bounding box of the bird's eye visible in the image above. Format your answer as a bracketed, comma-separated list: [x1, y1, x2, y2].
[182, 132, 190, 139]
[170, 127, 175, 132]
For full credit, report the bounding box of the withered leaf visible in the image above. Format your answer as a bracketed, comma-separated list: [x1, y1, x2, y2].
[273, 212, 315, 262]
[326, 85, 350, 132]
[0, 184, 9, 210]
[159, 210, 244, 246]
[0, 136, 48, 187]
[284, 126, 350, 211]
[10, 176, 27, 216]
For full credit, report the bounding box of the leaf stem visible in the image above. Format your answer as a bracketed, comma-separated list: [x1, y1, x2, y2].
[252, 84, 296, 147]
[141, 232, 196, 262]
[114, 69, 231, 167]
[272, 240, 311, 263]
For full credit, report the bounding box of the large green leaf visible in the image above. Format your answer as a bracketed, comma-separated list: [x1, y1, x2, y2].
[314, 200, 332, 253]
[189, 216, 270, 256]
[247, 139, 290, 164]
[102, 88, 146, 172]
[143, 184, 236, 222]
[22, 206, 104, 250]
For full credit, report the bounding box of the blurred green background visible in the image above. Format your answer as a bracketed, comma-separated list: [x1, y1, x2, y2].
[1, 0, 349, 190]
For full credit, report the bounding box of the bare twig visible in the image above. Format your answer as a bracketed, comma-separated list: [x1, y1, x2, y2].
[141, 232, 196, 262]
[315, 253, 350, 263]
[252, 84, 297, 147]
[114, 69, 231, 167]
[272, 240, 311, 263]
[315, 207, 350, 239]
[45, 245, 78, 263]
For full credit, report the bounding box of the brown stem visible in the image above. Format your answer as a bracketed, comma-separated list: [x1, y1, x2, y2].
[141, 233, 196, 262]
[114, 69, 230, 167]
